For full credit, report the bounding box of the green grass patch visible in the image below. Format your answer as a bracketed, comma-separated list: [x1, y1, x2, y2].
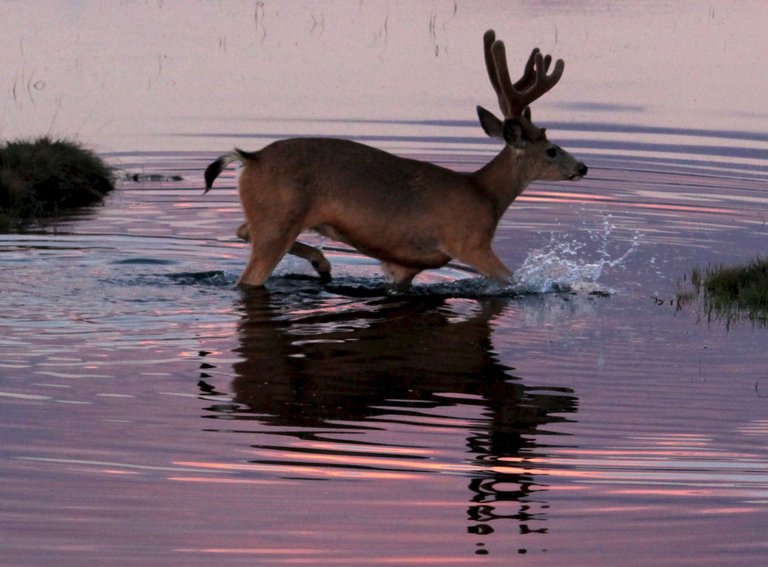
[0, 137, 114, 230]
[677, 259, 768, 326]
[705, 259, 768, 312]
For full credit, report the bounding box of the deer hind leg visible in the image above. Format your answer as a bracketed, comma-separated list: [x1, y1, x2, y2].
[290, 241, 332, 282]
[236, 222, 249, 242]
[237, 219, 304, 286]
[381, 262, 422, 290]
[236, 223, 330, 281]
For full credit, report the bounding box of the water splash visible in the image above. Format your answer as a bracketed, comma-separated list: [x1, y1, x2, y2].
[145, 218, 640, 299]
[511, 217, 640, 295]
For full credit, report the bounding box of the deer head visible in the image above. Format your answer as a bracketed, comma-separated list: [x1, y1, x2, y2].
[477, 29, 587, 181]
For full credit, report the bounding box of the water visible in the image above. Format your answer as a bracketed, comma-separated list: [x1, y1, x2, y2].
[2, 2, 768, 566]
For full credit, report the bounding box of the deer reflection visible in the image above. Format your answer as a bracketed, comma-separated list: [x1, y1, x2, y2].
[214, 288, 577, 551]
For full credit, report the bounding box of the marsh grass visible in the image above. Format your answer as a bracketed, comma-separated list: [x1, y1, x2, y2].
[677, 259, 768, 326]
[0, 137, 113, 230]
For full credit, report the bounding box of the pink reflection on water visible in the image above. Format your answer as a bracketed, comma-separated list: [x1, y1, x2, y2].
[507, 433, 768, 504]
[2, 3, 768, 567]
[174, 460, 423, 481]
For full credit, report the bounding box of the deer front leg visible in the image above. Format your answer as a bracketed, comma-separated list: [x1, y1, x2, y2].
[456, 246, 513, 284]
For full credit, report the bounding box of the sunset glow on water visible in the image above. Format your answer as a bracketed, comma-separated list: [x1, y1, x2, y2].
[2, 1, 768, 566]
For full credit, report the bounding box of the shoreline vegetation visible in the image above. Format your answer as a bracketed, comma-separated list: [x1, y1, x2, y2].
[0, 137, 114, 231]
[678, 259, 768, 326]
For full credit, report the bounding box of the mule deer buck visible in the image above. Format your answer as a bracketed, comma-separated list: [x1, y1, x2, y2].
[204, 29, 587, 287]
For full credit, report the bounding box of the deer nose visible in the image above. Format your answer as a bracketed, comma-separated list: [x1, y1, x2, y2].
[577, 163, 588, 177]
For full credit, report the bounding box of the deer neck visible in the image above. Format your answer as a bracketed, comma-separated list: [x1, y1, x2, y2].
[470, 146, 536, 221]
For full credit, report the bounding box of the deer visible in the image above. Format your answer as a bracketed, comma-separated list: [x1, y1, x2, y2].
[204, 29, 587, 288]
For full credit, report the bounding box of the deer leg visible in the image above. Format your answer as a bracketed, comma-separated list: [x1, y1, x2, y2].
[236, 222, 249, 242]
[237, 223, 331, 281]
[290, 241, 332, 282]
[238, 242, 289, 286]
[456, 247, 513, 284]
[237, 220, 303, 287]
[381, 262, 421, 290]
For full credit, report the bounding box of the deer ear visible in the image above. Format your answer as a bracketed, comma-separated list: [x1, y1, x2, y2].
[477, 106, 504, 139]
[502, 119, 525, 145]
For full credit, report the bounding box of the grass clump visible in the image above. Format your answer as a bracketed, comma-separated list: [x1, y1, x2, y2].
[704, 259, 768, 313]
[677, 259, 768, 325]
[0, 137, 114, 229]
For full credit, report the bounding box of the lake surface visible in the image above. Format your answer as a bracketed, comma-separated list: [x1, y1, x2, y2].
[2, 2, 768, 565]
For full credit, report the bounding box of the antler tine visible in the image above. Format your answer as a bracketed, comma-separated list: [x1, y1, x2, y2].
[513, 48, 541, 91]
[513, 51, 554, 91]
[483, 29, 510, 117]
[525, 53, 565, 107]
[491, 40, 527, 119]
[490, 39, 565, 118]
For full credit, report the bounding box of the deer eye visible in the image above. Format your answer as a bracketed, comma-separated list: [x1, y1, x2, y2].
[546, 147, 558, 158]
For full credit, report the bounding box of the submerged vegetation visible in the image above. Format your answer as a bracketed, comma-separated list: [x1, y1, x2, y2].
[677, 259, 768, 326]
[0, 137, 113, 230]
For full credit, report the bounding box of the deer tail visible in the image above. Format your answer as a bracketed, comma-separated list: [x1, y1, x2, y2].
[203, 148, 255, 194]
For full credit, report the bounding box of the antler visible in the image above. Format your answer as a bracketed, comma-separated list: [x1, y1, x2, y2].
[483, 29, 564, 121]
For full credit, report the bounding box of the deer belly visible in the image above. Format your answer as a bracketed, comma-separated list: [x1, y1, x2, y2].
[312, 223, 450, 269]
